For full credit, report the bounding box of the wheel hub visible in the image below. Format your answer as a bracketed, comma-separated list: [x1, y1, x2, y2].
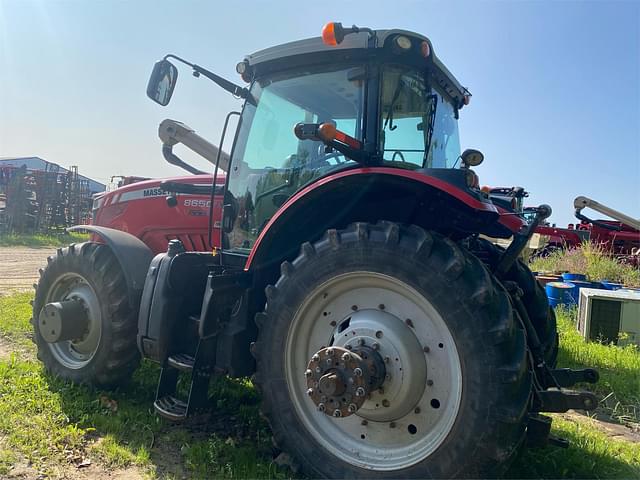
[287, 271, 463, 470]
[306, 346, 385, 417]
[45, 273, 102, 369]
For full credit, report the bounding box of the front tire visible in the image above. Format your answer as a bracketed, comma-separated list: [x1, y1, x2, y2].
[32, 243, 140, 389]
[254, 222, 531, 478]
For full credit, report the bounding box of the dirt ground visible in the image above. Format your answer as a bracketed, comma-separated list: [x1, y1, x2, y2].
[0, 247, 56, 295]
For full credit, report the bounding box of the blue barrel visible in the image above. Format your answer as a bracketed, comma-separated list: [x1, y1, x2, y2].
[546, 282, 576, 307]
[600, 280, 623, 290]
[562, 273, 587, 282]
[567, 280, 593, 303]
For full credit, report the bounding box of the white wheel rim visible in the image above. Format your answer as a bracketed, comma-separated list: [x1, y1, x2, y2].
[285, 271, 462, 471]
[45, 273, 102, 369]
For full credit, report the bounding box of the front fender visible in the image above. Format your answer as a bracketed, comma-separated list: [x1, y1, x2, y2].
[67, 225, 154, 305]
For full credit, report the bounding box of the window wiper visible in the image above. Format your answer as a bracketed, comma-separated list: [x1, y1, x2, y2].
[383, 78, 406, 131]
[422, 94, 438, 167]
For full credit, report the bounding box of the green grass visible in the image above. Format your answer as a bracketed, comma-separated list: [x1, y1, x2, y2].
[506, 415, 639, 478]
[0, 292, 638, 478]
[0, 232, 88, 248]
[555, 307, 640, 424]
[530, 242, 640, 286]
[0, 292, 35, 348]
[0, 292, 287, 478]
[0, 447, 17, 476]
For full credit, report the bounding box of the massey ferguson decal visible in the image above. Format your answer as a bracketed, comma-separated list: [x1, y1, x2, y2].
[115, 187, 213, 205]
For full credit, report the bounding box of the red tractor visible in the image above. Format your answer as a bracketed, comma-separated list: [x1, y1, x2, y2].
[530, 197, 640, 258]
[486, 186, 640, 257]
[32, 23, 599, 478]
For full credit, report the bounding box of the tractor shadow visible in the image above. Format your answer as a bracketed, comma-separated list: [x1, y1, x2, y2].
[50, 360, 287, 478]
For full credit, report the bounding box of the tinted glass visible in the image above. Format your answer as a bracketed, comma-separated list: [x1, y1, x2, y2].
[227, 66, 364, 251]
[379, 65, 461, 169]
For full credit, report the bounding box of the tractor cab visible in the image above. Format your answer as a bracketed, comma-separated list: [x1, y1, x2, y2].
[147, 24, 496, 260]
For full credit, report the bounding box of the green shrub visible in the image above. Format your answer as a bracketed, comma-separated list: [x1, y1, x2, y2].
[530, 242, 640, 286]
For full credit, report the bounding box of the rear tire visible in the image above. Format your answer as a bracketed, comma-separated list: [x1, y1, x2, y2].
[32, 242, 140, 389]
[471, 238, 558, 367]
[253, 222, 531, 478]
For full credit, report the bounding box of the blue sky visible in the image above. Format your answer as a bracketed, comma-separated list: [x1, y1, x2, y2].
[0, 0, 638, 226]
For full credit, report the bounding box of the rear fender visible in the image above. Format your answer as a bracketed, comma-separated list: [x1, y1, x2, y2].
[245, 168, 509, 273]
[67, 225, 154, 306]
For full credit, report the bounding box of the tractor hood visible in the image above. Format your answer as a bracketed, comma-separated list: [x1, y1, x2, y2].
[93, 174, 225, 204]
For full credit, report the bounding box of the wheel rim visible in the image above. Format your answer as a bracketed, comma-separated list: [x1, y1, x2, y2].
[45, 272, 102, 369]
[285, 271, 462, 471]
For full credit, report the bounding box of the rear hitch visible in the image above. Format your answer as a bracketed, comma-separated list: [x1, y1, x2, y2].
[535, 389, 599, 413]
[544, 368, 599, 388]
[495, 204, 552, 278]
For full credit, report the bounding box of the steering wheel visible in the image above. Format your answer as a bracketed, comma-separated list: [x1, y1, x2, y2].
[321, 151, 346, 165]
[391, 151, 406, 162]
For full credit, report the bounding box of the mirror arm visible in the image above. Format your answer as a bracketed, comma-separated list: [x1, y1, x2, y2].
[163, 54, 254, 103]
[162, 144, 207, 175]
[192, 64, 250, 99]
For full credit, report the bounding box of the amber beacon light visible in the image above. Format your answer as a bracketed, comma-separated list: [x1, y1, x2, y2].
[322, 22, 346, 46]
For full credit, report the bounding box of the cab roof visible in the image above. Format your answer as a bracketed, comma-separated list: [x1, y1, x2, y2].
[243, 29, 469, 108]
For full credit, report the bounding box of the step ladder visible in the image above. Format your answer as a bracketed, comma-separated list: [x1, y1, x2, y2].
[153, 334, 217, 421]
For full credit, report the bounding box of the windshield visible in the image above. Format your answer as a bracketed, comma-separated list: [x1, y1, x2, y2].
[227, 65, 364, 251]
[380, 65, 461, 169]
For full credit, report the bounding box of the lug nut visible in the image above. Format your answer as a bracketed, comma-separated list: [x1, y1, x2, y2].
[423, 346, 430, 353]
[307, 388, 314, 396]
[320, 395, 327, 402]
[318, 403, 326, 412]
[346, 344, 353, 350]
[354, 367, 363, 377]
[372, 342, 380, 351]
[327, 348, 334, 355]
[342, 352, 352, 362]
[378, 304, 385, 310]
[315, 367, 322, 373]
[355, 387, 366, 397]
[357, 338, 365, 346]
[304, 369, 313, 377]
[326, 358, 333, 366]
[361, 419, 368, 426]
[333, 409, 342, 418]
[427, 379, 434, 386]
[351, 305, 358, 311]
[389, 422, 396, 428]
[382, 399, 390, 408]
[414, 407, 421, 414]
[375, 330, 383, 339]
[348, 403, 358, 413]
[312, 354, 320, 362]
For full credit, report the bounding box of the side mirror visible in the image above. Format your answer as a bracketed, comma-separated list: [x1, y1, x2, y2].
[147, 59, 178, 106]
[460, 148, 484, 167]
